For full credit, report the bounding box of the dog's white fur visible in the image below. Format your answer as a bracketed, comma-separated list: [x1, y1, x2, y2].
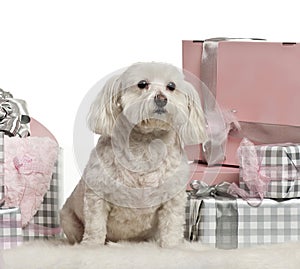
[60, 62, 207, 247]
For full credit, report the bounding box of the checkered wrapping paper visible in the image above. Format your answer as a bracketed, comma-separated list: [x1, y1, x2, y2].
[22, 158, 62, 240]
[0, 132, 4, 202]
[185, 196, 300, 248]
[239, 144, 300, 198]
[0, 207, 23, 249]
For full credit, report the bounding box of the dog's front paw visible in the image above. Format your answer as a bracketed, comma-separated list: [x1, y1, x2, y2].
[81, 238, 105, 247]
[81, 233, 106, 247]
[159, 237, 184, 248]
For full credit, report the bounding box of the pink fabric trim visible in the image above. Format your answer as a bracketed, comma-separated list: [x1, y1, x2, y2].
[238, 138, 271, 198]
[3, 136, 58, 227]
[25, 223, 61, 236]
[13, 154, 53, 175]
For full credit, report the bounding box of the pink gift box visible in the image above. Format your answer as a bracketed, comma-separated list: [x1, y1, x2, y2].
[187, 163, 239, 190]
[182, 39, 300, 165]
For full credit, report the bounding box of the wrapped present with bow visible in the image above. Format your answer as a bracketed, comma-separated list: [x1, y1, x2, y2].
[0, 89, 62, 248]
[0, 89, 31, 205]
[185, 180, 300, 249]
[238, 138, 300, 199]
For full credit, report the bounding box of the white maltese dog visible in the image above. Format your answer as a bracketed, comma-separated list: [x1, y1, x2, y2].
[60, 62, 207, 247]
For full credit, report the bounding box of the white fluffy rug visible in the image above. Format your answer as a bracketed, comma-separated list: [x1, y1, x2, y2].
[1, 240, 300, 269]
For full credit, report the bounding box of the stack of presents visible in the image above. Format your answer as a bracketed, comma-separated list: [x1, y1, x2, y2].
[1, 38, 300, 251]
[183, 38, 300, 249]
[0, 89, 61, 250]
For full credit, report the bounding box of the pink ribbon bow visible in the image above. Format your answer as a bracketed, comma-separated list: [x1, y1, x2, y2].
[13, 154, 51, 175]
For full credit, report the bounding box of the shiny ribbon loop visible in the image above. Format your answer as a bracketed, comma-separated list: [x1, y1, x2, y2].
[190, 177, 263, 207]
[189, 180, 239, 249]
[190, 180, 236, 199]
[0, 89, 30, 138]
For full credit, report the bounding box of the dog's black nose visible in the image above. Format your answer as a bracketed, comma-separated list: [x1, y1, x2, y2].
[154, 93, 167, 108]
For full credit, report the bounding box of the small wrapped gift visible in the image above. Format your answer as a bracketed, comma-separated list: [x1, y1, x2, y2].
[0, 122, 62, 247]
[0, 207, 23, 249]
[0, 89, 62, 248]
[185, 195, 300, 249]
[238, 138, 300, 199]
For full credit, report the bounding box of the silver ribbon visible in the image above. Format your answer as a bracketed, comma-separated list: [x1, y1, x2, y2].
[200, 38, 227, 165]
[190, 179, 235, 199]
[215, 199, 238, 249]
[0, 89, 30, 137]
[200, 38, 254, 165]
[189, 180, 238, 249]
[201, 38, 264, 165]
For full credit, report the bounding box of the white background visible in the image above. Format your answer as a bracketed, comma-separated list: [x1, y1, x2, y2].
[0, 0, 299, 201]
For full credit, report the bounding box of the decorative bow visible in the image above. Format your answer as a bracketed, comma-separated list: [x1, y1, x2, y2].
[190, 179, 263, 207]
[238, 138, 271, 200]
[13, 154, 52, 175]
[0, 89, 30, 137]
[190, 180, 236, 199]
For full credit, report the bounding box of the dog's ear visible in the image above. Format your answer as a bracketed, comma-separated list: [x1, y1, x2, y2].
[88, 75, 121, 135]
[180, 81, 208, 145]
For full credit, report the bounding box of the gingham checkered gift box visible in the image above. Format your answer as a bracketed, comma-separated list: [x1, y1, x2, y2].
[0, 207, 23, 249]
[22, 158, 62, 240]
[238, 139, 300, 199]
[0, 132, 62, 247]
[185, 196, 300, 249]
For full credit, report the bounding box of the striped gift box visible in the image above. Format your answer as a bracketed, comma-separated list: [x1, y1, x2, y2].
[185, 196, 300, 249]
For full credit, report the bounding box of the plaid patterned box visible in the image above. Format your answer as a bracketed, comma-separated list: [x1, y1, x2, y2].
[0, 133, 62, 247]
[0, 207, 23, 249]
[185, 196, 300, 249]
[0, 132, 4, 202]
[239, 143, 300, 198]
[22, 158, 62, 240]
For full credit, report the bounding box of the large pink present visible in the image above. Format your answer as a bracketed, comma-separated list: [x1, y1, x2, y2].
[182, 39, 300, 166]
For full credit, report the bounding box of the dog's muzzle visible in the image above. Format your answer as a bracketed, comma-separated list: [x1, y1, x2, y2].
[154, 93, 167, 114]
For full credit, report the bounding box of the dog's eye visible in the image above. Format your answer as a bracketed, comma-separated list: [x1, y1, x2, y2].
[166, 82, 176, 91]
[137, 80, 149, 89]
